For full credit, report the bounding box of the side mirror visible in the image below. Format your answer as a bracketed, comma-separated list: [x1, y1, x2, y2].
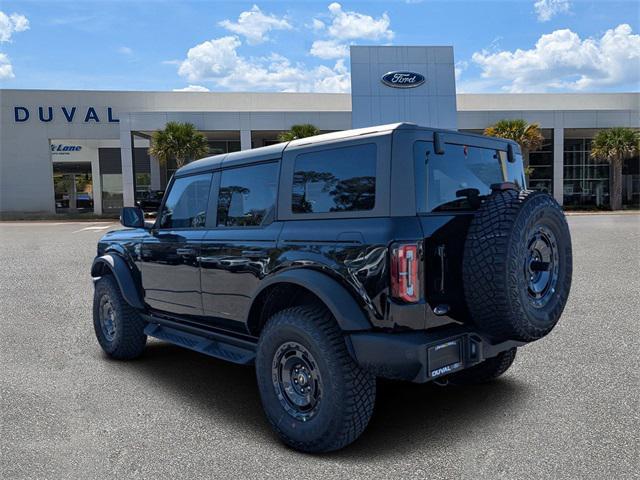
[120, 207, 145, 228]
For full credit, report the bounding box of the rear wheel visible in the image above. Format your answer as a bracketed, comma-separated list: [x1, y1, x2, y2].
[447, 348, 517, 386]
[255, 305, 376, 453]
[93, 275, 147, 360]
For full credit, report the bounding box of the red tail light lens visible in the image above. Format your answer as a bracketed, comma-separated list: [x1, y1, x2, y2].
[390, 243, 420, 303]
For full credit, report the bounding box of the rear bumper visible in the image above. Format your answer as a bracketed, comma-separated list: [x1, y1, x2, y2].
[347, 326, 524, 383]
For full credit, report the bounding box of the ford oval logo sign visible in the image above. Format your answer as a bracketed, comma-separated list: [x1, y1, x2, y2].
[381, 71, 425, 88]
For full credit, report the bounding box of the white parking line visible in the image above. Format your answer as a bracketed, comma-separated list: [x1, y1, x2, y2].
[1, 222, 99, 226]
[72, 225, 116, 233]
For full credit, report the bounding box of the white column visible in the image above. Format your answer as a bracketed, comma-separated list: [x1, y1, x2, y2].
[240, 129, 252, 151]
[150, 155, 161, 190]
[553, 126, 564, 205]
[91, 150, 103, 215]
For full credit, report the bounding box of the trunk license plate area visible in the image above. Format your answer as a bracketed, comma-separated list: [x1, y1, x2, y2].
[428, 338, 463, 378]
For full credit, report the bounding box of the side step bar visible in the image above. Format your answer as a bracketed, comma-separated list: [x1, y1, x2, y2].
[144, 322, 257, 365]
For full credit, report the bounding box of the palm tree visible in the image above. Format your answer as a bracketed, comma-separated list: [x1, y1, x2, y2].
[148, 121, 209, 169]
[484, 119, 545, 174]
[278, 124, 320, 142]
[590, 127, 640, 210]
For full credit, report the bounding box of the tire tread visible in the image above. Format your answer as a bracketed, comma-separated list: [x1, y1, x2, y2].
[257, 305, 376, 453]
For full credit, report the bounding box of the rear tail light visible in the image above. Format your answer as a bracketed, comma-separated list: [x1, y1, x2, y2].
[390, 243, 421, 303]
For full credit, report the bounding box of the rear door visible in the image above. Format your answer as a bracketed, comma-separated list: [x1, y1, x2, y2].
[141, 172, 212, 317]
[200, 161, 282, 332]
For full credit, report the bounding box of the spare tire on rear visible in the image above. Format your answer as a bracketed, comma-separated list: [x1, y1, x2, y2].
[463, 189, 572, 342]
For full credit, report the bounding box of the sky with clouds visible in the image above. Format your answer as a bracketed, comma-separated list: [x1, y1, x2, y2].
[0, 0, 638, 93]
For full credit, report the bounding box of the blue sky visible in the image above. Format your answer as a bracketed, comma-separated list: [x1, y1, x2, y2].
[0, 0, 638, 93]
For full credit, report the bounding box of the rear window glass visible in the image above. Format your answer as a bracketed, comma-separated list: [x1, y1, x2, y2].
[292, 143, 376, 214]
[217, 162, 279, 227]
[415, 141, 505, 212]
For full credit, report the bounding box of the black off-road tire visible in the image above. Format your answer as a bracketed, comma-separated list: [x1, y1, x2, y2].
[446, 348, 517, 386]
[93, 275, 147, 360]
[463, 189, 572, 342]
[255, 305, 376, 453]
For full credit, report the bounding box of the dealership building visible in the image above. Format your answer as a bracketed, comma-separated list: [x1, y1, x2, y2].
[1, 46, 638, 215]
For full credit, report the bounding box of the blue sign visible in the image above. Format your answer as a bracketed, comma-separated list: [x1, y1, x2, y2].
[381, 71, 426, 89]
[14, 106, 119, 123]
[51, 144, 83, 153]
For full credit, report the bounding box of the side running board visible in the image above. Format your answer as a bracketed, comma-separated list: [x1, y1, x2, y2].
[144, 323, 256, 365]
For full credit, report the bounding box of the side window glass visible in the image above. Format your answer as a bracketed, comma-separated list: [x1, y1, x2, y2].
[292, 143, 377, 213]
[217, 162, 279, 227]
[159, 173, 212, 229]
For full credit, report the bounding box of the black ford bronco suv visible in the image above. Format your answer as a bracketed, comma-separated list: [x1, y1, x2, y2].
[91, 123, 572, 453]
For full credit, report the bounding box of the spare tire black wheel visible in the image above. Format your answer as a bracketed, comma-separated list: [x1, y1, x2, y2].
[463, 189, 572, 342]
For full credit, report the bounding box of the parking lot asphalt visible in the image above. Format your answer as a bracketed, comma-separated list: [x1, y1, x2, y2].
[1, 215, 639, 480]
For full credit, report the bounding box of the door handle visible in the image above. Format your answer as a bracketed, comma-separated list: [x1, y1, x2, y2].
[176, 248, 196, 256]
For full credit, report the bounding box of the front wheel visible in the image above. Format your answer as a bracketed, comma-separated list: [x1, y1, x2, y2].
[255, 305, 376, 453]
[93, 275, 147, 360]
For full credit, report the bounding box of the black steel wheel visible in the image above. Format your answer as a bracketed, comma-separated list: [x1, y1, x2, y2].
[98, 295, 118, 342]
[256, 304, 376, 453]
[93, 275, 147, 360]
[272, 341, 323, 422]
[525, 226, 560, 309]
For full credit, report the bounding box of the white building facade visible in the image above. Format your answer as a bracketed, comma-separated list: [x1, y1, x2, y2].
[1, 46, 638, 215]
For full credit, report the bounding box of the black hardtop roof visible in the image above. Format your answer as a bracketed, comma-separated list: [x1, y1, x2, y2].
[176, 122, 520, 177]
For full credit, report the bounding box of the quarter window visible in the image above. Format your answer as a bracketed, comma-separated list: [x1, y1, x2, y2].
[292, 143, 377, 213]
[159, 173, 212, 229]
[217, 162, 279, 227]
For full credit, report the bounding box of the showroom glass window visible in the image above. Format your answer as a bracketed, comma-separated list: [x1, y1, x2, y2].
[217, 162, 279, 227]
[292, 143, 377, 213]
[563, 138, 610, 208]
[133, 147, 152, 203]
[159, 173, 212, 229]
[528, 131, 554, 194]
[414, 142, 504, 212]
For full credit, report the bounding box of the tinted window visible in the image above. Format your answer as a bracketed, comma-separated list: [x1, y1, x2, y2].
[292, 143, 376, 213]
[217, 162, 279, 227]
[415, 142, 504, 212]
[159, 173, 212, 229]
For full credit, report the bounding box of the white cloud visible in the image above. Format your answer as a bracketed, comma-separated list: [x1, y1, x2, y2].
[178, 36, 243, 82]
[471, 24, 640, 92]
[308, 3, 393, 59]
[534, 0, 570, 22]
[219, 5, 291, 45]
[177, 35, 350, 93]
[0, 52, 14, 79]
[324, 3, 393, 41]
[118, 46, 133, 55]
[310, 39, 349, 60]
[0, 11, 29, 43]
[173, 85, 210, 92]
[454, 60, 468, 81]
[311, 58, 351, 93]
